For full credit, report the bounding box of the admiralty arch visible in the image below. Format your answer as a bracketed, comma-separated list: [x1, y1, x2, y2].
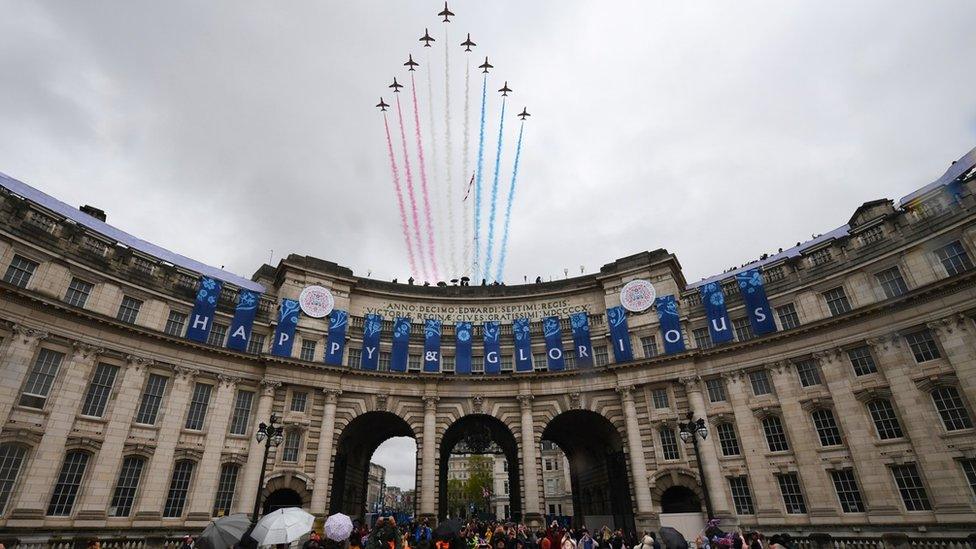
[0, 147, 975, 544]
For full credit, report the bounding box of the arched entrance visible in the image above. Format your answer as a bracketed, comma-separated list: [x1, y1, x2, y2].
[438, 414, 521, 521]
[661, 486, 701, 513]
[264, 488, 303, 513]
[330, 411, 416, 518]
[542, 410, 634, 531]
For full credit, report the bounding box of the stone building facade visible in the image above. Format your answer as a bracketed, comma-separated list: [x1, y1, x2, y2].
[0, 149, 975, 543]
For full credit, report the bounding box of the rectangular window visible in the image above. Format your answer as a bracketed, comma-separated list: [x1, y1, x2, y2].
[706, 378, 727, 402]
[640, 336, 658, 358]
[206, 323, 228, 347]
[408, 354, 421, 371]
[936, 241, 973, 276]
[764, 266, 785, 282]
[659, 427, 680, 460]
[47, 452, 90, 516]
[762, 416, 790, 452]
[184, 383, 213, 430]
[164, 311, 188, 337]
[282, 430, 302, 463]
[777, 473, 807, 514]
[823, 287, 852, 316]
[830, 469, 865, 513]
[379, 351, 392, 371]
[651, 388, 669, 409]
[794, 359, 822, 387]
[19, 348, 65, 409]
[594, 345, 609, 367]
[109, 456, 145, 517]
[961, 459, 976, 499]
[229, 390, 254, 435]
[716, 423, 740, 456]
[0, 444, 28, 516]
[28, 210, 58, 233]
[348, 348, 362, 368]
[749, 370, 772, 396]
[116, 296, 142, 324]
[733, 317, 753, 342]
[776, 303, 800, 330]
[931, 386, 973, 431]
[442, 355, 455, 372]
[891, 464, 931, 511]
[135, 374, 168, 425]
[533, 352, 545, 369]
[693, 328, 713, 350]
[859, 225, 884, 245]
[501, 355, 514, 372]
[3, 255, 38, 288]
[876, 267, 908, 299]
[82, 235, 109, 256]
[213, 464, 240, 517]
[163, 461, 195, 518]
[847, 346, 877, 376]
[64, 278, 94, 308]
[867, 399, 904, 440]
[299, 339, 317, 362]
[810, 248, 832, 266]
[905, 330, 941, 362]
[811, 409, 843, 446]
[246, 333, 266, 354]
[81, 362, 120, 417]
[728, 476, 754, 514]
[290, 391, 308, 413]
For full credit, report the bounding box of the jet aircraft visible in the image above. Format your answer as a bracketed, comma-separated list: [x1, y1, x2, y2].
[420, 28, 435, 47]
[498, 81, 512, 96]
[438, 2, 454, 22]
[376, 98, 390, 112]
[404, 54, 419, 71]
[517, 107, 530, 120]
[389, 78, 403, 93]
[479, 57, 493, 74]
[460, 33, 476, 52]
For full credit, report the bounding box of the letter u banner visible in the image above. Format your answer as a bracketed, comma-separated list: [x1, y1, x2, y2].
[227, 289, 259, 352]
[735, 269, 777, 336]
[483, 321, 501, 374]
[607, 306, 633, 363]
[324, 310, 348, 365]
[391, 317, 411, 372]
[186, 276, 222, 343]
[513, 318, 533, 372]
[543, 316, 565, 371]
[699, 282, 733, 344]
[655, 295, 686, 354]
[570, 312, 593, 368]
[271, 299, 300, 357]
[424, 319, 442, 372]
[361, 313, 383, 370]
[455, 322, 473, 374]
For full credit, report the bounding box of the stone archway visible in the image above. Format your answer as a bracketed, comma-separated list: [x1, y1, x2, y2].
[261, 473, 312, 514]
[264, 488, 303, 513]
[653, 469, 706, 540]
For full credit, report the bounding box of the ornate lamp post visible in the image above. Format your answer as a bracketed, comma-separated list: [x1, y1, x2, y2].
[678, 411, 715, 519]
[241, 413, 284, 546]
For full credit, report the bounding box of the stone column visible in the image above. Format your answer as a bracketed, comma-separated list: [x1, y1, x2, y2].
[617, 385, 655, 528]
[235, 378, 281, 515]
[926, 315, 976, 402]
[679, 376, 733, 517]
[0, 324, 48, 433]
[311, 388, 341, 516]
[723, 370, 781, 516]
[518, 394, 542, 525]
[187, 374, 240, 521]
[419, 395, 439, 519]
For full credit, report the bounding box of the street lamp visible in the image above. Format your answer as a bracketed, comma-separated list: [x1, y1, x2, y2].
[679, 411, 715, 520]
[241, 413, 284, 547]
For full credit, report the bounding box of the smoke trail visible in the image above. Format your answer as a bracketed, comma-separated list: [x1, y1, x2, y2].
[495, 121, 525, 282]
[472, 74, 488, 281]
[383, 113, 418, 279]
[424, 54, 443, 282]
[461, 57, 472, 277]
[444, 26, 457, 278]
[411, 73, 440, 281]
[483, 97, 506, 280]
[395, 94, 429, 281]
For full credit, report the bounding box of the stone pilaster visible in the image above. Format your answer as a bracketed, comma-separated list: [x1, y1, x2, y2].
[419, 395, 439, 519]
[723, 370, 782, 517]
[186, 374, 240, 521]
[617, 385, 655, 529]
[926, 315, 976, 404]
[517, 394, 542, 525]
[235, 378, 280, 515]
[0, 324, 48, 433]
[679, 376, 733, 518]
[310, 388, 341, 516]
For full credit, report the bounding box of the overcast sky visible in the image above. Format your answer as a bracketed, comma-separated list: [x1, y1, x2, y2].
[3, 1, 975, 486]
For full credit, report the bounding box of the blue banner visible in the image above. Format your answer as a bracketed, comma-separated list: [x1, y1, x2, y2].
[324, 310, 348, 366]
[736, 269, 778, 336]
[360, 314, 383, 370]
[700, 282, 734, 344]
[513, 318, 533, 372]
[186, 276, 222, 343]
[391, 318, 411, 372]
[270, 299, 300, 357]
[607, 306, 634, 363]
[570, 312, 593, 368]
[483, 321, 501, 374]
[655, 295, 686, 354]
[226, 289, 259, 352]
[455, 322, 473, 374]
[424, 319, 442, 372]
[543, 316, 565, 371]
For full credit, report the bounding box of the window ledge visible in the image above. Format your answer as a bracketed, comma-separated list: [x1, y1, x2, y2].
[939, 428, 975, 440]
[77, 415, 108, 425]
[872, 437, 910, 448]
[12, 404, 49, 417]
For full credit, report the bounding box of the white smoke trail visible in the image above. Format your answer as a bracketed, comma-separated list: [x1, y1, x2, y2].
[444, 26, 457, 279]
[425, 50, 443, 280]
[461, 57, 472, 277]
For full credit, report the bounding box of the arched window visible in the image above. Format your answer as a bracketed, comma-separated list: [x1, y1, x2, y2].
[716, 423, 740, 456]
[163, 460, 195, 518]
[931, 386, 973, 431]
[109, 455, 146, 517]
[810, 409, 842, 447]
[48, 451, 90, 516]
[761, 416, 789, 452]
[866, 399, 903, 439]
[213, 463, 240, 517]
[0, 443, 28, 516]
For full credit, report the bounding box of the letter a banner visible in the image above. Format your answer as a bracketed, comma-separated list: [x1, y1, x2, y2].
[699, 282, 733, 345]
[455, 321, 473, 374]
[543, 316, 565, 371]
[483, 321, 501, 374]
[655, 295, 686, 354]
[360, 314, 383, 370]
[226, 289, 259, 352]
[186, 276, 222, 343]
[570, 312, 593, 368]
[391, 317, 411, 372]
[513, 317, 533, 372]
[607, 306, 634, 363]
[424, 319, 441, 373]
[735, 269, 777, 336]
[324, 310, 348, 365]
[271, 299, 300, 357]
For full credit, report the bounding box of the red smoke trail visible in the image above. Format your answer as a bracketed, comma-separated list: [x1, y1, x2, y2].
[411, 72, 440, 281]
[395, 94, 430, 281]
[383, 113, 418, 279]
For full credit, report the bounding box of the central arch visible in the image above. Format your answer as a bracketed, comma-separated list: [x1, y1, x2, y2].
[542, 410, 635, 531]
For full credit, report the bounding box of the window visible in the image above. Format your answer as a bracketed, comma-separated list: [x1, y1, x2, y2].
[184, 383, 213, 430]
[82, 235, 109, 256]
[749, 370, 772, 396]
[299, 340, 317, 362]
[693, 328, 713, 350]
[164, 311, 187, 337]
[651, 388, 669, 409]
[81, 363, 120, 417]
[503, 480, 509, 495]
[0, 444, 27, 516]
[109, 456, 145, 517]
[408, 354, 421, 371]
[246, 333, 266, 354]
[533, 353, 545, 369]
[116, 296, 142, 324]
[442, 355, 455, 372]
[728, 476, 754, 514]
[501, 355, 514, 371]
[379, 351, 392, 371]
[132, 256, 156, 276]
[213, 463, 240, 517]
[931, 386, 973, 431]
[563, 350, 576, 370]
[859, 225, 884, 245]
[282, 430, 302, 463]
[229, 390, 254, 435]
[732, 318, 753, 342]
[762, 416, 790, 452]
[706, 378, 727, 402]
[163, 461, 195, 517]
[545, 478, 556, 495]
[823, 287, 852, 316]
[206, 323, 227, 347]
[545, 459, 554, 471]
[594, 345, 609, 367]
[716, 423, 740, 456]
[19, 348, 65, 408]
[794, 359, 822, 387]
[28, 210, 58, 232]
[290, 391, 308, 413]
[47, 451, 90, 516]
[640, 336, 658, 358]
[936, 241, 973, 276]
[876, 267, 908, 299]
[847, 346, 877, 376]
[810, 248, 832, 266]
[830, 469, 865, 513]
[659, 427, 680, 460]
[764, 266, 785, 282]
[811, 409, 843, 446]
[348, 348, 362, 368]
[891, 464, 931, 511]
[136, 374, 168, 425]
[64, 278, 94, 308]
[3, 255, 38, 288]
[867, 399, 904, 440]
[776, 303, 800, 330]
[905, 330, 941, 362]
[777, 473, 807, 514]
[961, 459, 976, 498]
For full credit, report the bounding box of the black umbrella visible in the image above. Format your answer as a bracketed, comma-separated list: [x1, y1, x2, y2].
[434, 519, 463, 540]
[197, 514, 251, 549]
[657, 528, 688, 549]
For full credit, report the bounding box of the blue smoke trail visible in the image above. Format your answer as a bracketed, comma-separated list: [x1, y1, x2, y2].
[483, 97, 506, 280]
[495, 121, 524, 283]
[473, 75, 488, 281]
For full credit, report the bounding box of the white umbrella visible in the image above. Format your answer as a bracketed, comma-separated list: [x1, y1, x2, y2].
[251, 507, 315, 546]
[324, 513, 354, 542]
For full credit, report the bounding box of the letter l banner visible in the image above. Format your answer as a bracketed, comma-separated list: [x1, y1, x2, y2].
[543, 316, 565, 371]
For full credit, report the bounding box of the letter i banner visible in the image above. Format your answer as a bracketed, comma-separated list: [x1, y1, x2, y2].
[570, 312, 593, 368]
[271, 299, 300, 357]
[607, 306, 634, 363]
[323, 310, 348, 366]
[455, 321, 473, 374]
[699, 282, 734, 344]
[735, 269, 777, 336]
[424, 319, 442, 372]
[543, 316, 565, 371]
[360, 313, 383, 370]
[483, 321, 501, 374]
[186, 276, 222, 343]
[227, 289, 260, 351]
[391, 317, 411, 372]
[655, 295, 686, 354]
[513, 317, 533, 372]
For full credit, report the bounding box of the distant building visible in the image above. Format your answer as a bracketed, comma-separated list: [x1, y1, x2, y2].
[367, 463, 386, 513]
